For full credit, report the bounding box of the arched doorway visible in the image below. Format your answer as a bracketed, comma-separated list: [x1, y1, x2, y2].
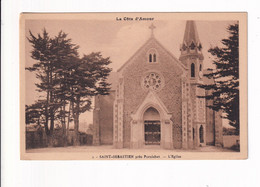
[143, 107, 161, 145]
[130, 91, 173, 149]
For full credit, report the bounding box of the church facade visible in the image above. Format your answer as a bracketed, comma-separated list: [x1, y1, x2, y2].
[92, 21, 223, 149]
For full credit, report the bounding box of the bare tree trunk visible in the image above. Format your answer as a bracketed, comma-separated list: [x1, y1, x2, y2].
[62, 102, 67, 146]
[66, 101, 71, 145]
[73, 97, 80, 146]
[48, 66, 55, 147]
[45, 65, 52, 146]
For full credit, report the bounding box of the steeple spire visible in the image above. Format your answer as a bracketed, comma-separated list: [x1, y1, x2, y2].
[183, 20, 200, 45]
[179, 20, 203, 61]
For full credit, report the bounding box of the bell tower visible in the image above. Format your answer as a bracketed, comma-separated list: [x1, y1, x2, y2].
[179, 20, 204, 82]
[180, 20, 207, 149]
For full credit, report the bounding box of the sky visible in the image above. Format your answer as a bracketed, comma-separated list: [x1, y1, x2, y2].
[24, 18, 236, 127]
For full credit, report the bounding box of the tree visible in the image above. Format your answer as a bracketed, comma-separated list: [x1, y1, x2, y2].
[26, 29, 79, 146]
[25, 102, 45, 125]
[50, 31, 80, 146]
[68, 52, 112, 145]
[26, 29, 112, 147]
[199, 23, 239, 133]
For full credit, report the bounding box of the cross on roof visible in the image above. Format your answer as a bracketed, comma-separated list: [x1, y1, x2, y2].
[149, 23, 156, 36]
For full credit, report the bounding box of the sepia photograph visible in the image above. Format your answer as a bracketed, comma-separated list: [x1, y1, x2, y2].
[20, 13, 247, 160]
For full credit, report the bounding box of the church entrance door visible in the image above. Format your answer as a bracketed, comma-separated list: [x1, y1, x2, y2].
[143, 107, 161, 145]
[144, 120, 161, 145]
[130, 95, 173, 149]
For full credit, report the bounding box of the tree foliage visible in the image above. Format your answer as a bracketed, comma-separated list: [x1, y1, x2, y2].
[68, 53, 112, 145]
[26, 29, 112, 146]
[199, 23, 239, 132]
[25, 102, 44, 125]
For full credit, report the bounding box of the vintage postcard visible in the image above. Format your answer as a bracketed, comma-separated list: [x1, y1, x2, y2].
[20, 12, 247, 160]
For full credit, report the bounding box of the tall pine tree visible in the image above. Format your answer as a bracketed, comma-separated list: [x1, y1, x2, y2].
[199, 23, 239, 133]
[26, 29, 112, 146]
[69, 52, 112, 145]
[26, 29, 79, 146]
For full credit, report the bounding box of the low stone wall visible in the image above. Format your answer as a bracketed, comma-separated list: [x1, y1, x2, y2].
[223, 135, 240, 148]
[26, 131, 47, 149]
[26, 129, 93, 149]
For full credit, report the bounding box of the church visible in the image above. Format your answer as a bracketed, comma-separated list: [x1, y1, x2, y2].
[92, 21, 223, 149]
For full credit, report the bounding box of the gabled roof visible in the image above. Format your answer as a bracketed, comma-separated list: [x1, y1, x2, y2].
[117, 36, 187, 73]
[131, 90, 172, 120]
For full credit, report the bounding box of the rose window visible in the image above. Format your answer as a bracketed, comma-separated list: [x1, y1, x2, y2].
[143, 72, 163, 91]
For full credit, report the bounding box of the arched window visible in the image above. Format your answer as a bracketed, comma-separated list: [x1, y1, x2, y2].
[191, 63, 195, 77]
[147, 49, 158, 63]
[149, 54, 152, 63]
[199, 64, 202, 71]
[199, 125, 204, 143]
[153, 54, 156, 62]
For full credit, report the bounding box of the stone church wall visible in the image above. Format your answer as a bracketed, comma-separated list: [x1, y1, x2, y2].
[96, 91, 115, 145]
[122, 40, 184, 148]
[190, 84, 197, 148]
